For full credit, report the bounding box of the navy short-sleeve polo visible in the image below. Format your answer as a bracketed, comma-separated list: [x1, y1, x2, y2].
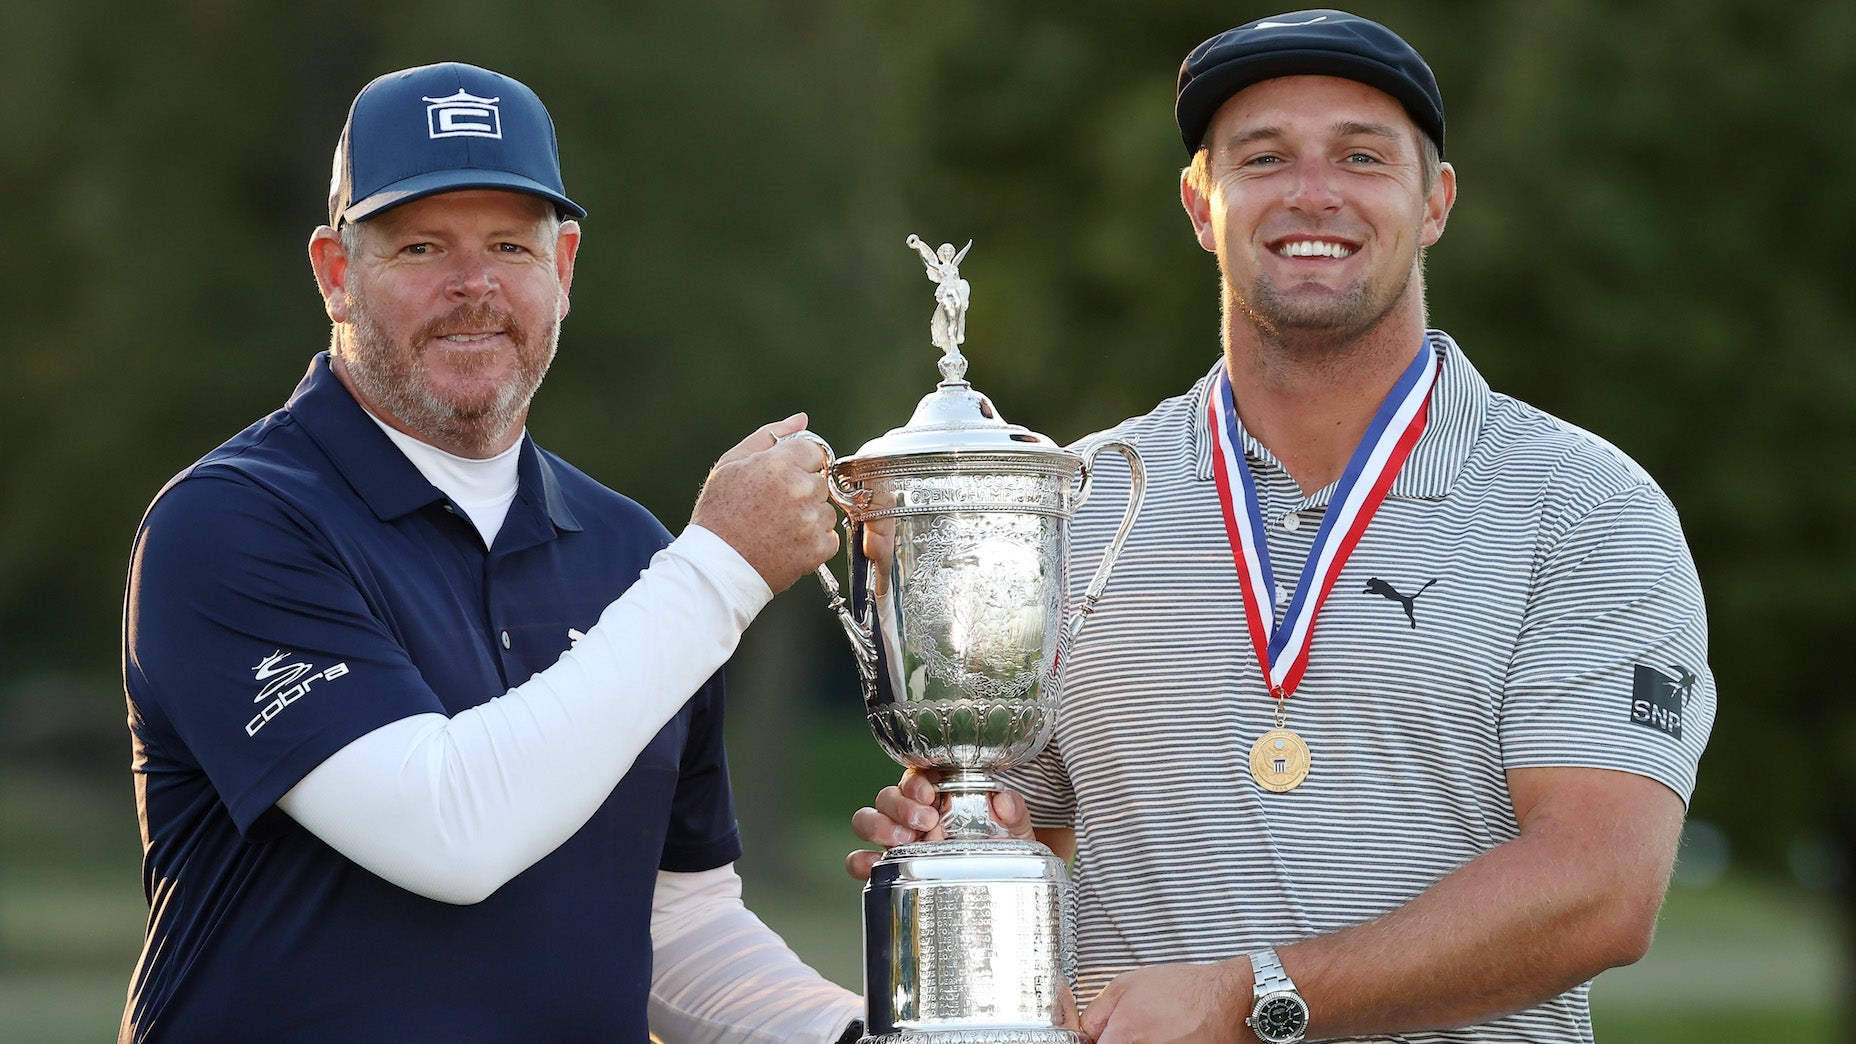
[122, 353, 741, 1042]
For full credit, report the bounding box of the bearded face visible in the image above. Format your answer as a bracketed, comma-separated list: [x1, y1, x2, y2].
[1189, 76, 1449, 362]
[325, 190, 575, 458]
[339, 295, 559, 458]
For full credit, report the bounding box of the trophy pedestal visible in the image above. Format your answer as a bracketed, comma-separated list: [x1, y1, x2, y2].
[861, 839, 1083, 1044]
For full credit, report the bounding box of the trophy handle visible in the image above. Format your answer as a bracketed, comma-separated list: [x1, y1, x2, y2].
[777, 430, 863, 512]
[777, 431, 877, 670]
[1066, 435, 1146, 641]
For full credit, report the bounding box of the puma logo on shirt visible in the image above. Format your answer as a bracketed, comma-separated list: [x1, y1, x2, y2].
[1363, 578, 1438, 629]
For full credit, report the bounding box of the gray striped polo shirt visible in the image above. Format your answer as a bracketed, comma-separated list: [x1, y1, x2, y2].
[1000, 331, 1714, 1042]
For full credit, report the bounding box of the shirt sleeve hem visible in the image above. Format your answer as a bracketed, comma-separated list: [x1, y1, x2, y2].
[225, 707, 436, 836]
[660, 833, 745, 874]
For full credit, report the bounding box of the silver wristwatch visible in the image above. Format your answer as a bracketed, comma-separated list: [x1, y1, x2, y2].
[1245, 948, 1309, 1044]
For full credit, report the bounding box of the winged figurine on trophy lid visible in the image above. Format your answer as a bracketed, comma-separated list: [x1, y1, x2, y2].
[905, 234, 973, 384]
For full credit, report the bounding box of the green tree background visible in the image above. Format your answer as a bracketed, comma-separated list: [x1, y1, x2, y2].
[2, 0, 1851, 1037]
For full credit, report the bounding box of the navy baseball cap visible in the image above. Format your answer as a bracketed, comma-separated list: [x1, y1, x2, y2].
[1175, 10, 1444, 158]
[328, 62, 585, 226]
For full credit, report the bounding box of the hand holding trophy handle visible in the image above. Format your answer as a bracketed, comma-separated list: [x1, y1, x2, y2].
[775, 431, 876, 672]
[1066, 434, 1147, 641]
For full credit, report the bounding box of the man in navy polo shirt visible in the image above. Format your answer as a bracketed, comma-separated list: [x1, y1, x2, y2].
[122, 63, 862, 1042]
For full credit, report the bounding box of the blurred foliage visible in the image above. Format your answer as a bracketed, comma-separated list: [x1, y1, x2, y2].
[2, 0, 1852, 1018]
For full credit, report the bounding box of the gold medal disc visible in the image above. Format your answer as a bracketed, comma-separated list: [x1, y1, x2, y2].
[1249, 727, 1311, 792]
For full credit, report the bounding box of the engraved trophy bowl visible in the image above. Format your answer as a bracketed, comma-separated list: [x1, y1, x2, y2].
[798, 236, 1146, 1043]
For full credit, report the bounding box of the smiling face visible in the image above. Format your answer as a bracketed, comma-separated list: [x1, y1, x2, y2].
[1182, 75, 1453, 359]
[309, 189, 582, 458]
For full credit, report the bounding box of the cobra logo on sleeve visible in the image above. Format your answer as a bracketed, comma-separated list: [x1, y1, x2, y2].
[246, 650, 351, 737]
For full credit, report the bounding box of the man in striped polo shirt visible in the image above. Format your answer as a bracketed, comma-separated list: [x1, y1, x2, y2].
[850, 10, 1713, 1043]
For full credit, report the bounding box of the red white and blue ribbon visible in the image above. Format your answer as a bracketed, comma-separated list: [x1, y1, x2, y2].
[1207, 339, 1439, 704]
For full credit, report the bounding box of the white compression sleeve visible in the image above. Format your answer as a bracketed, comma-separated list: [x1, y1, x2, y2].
[649, 865, 861, 1044]
[277, 526, 770, 905]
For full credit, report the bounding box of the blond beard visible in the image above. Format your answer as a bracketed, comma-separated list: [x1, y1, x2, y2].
[337, 297, 559, 458]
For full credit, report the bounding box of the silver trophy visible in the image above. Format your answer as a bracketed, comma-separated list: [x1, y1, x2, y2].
[800, 236, 1145, 1043]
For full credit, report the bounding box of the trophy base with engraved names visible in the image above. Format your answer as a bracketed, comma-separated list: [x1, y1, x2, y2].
[861, 838, 1082, 1043]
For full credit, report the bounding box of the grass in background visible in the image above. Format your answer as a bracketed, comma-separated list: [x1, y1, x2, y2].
[1, 764, 144, 1043]
[1589, 869, 1847, 1042]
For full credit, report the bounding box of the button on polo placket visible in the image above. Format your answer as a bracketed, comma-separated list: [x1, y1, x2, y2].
[487, 554, 518, 683]
[487, 590, 519, 686]
[1273, 513, 1317, 625]
[1253, 465, 1313, 627]
[482, 488, 568, 687]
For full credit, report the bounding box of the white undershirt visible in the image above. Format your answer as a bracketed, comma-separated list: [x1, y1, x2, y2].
[278, 418, 859, 1041]
[367, 417, 521, 546]
[652, 865, 862, 1043]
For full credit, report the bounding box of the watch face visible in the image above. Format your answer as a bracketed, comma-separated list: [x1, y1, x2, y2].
[1252, 993, 1309, 1042]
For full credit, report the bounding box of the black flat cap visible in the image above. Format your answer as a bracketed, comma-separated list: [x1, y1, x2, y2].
[1176, 9, 1444, 158]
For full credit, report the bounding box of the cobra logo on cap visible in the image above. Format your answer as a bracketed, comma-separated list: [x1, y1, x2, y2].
[423, 89, 502, 139]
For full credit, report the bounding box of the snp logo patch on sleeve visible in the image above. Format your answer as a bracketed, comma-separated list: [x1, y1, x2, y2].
[1629, 663, 1698, 740]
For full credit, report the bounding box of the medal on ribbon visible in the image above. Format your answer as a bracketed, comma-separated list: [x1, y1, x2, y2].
[1208, 338, 1440, 792]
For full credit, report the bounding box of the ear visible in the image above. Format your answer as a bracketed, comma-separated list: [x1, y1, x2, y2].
[1419, 162, 1456, 248]
[308, 226, 352, 323]
[553, 219, 582, 319]
[1180, 166, 1217, 254]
